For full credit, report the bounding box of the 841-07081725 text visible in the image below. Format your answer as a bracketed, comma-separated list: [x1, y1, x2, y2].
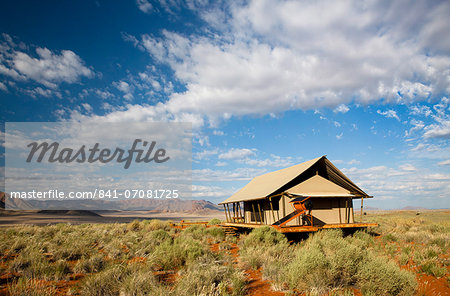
[9, 189, 179, 199]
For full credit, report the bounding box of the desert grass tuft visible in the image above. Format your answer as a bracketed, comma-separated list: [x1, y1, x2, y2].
[8, 277, 57, 296]
[207, 218, 222, 225]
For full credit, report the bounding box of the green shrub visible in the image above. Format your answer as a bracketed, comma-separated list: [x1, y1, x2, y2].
[53, 259, 70, 280]
[143, 219, 171, 231]
[153, 236, 207, 270]
[382, 233, 398, 243]
[207, 218, 222, 225]
[420, 259, 446, 277]
[398, 253, 410, 266]
[127, 220, 142, 232]
[175, 255, 245, 296]
[242, 226, 287, 248]
[206, 227, 226, 242]
[9, 248, 59, 280]
[74, 254, 105, 274]
[80, 265, 127, 296]
[120, 264, 167, 296]
[352, 230, 375, 248]
[150, 229, 173, 245]
[357, 254, 417, 296]
[182, 225, 207, 240]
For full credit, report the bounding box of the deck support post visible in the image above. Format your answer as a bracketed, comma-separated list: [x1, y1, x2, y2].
[360, 196, 364, 222]
[232, 203, 235, 221]
[351, 199, 355, 223]
[345, 199, 348, 223]
[269, 197, 276, 224]
[251, 203, 257, 223]
[257, 202, 263, 224]
[223, 204, 229, 222]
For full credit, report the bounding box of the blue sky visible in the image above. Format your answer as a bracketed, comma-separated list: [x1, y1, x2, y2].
[1, 0, 449, 209]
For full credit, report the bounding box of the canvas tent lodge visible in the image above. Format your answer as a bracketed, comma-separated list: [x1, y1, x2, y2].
[220, 156, 377, 233]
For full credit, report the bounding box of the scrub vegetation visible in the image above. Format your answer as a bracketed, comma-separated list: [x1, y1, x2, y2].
[0, 211, 448, 295]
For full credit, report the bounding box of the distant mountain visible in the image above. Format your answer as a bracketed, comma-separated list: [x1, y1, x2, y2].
[399, 206, 428, 211]
[0, 192, 34, 210]
[37, 210, 101, 216]
[364, 206, 382, 211]
[0, 192, 222, 213]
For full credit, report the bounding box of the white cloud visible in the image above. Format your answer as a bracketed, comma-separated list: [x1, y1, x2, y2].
[348, 159, 360, 165]
[104, 0, 449, 127]
[213, 130, 225, 136]
[54, 0, 449, 129]
[152, 1, 448, 118]
[95, 89, 114, 99]
[239, 154, 294, 168]
[0, 81, 7, 91]
[423, 120, 450, 139]
[437, 159, 450, 166]
[399, 163, 416, 171]
[336, 133, 343, 140]
[136, 0, 152, 13]
[114, 80, 131, 93]
[24, 86, 61, 98]
[342, 164, 449, 205]
[0, 34, 93, 91]
[82, 103, 93, 113]
[215, 161, 227, 167]
[377, 109, 400, 121]
[334, 104, 350, 114]
[194, 149, 218, 160]
[219, 148, 256, 160]
[405, 119, 425, 137]
[409, 105, 432, 117]
[193, 167, 267, 182]
[191, 185, 234, 199]
[113, 80, 134, 100]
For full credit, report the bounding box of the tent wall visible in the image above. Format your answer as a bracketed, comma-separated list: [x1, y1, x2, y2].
[242, 196, 354, 226]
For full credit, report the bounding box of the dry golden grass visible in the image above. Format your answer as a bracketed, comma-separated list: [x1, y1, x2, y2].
[0, 211, 448, 296]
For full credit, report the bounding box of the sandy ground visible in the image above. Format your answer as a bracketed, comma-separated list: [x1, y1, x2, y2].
[0, 209, 224, 226]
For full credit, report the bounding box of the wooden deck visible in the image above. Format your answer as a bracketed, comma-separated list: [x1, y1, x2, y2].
[221, 222, 378, 233]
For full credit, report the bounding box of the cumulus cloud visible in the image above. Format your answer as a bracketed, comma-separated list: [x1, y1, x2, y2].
[334, 104, 350, 113]
[242, 154, 294, 168]
[342, 164, 449, 204]
[136, 0, 152, 13]
[437, 159, 450, 166]
[0, 34, 93, 89]
[348, 159, 360, 165]
[399, 163, 416, 171]
[107, 0, 449, 127]
[219, 148, 256, 160]
[113, 80, 134, 101]
[194, 149, 218, 160]
[409, 105, 432, 117]
[0, 81, 7, 91]
[377, 109, 400, 121]
[193, 167, 267, 182]
[420, 97, 450, 139]
[423, 120, 450, 138]
[24, 86, 61, 98]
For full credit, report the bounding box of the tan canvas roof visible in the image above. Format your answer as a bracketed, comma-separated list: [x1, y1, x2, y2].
[286, 175, 354, 197]
[219, 156, 369, 204]
[220, 156, 322, 204]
